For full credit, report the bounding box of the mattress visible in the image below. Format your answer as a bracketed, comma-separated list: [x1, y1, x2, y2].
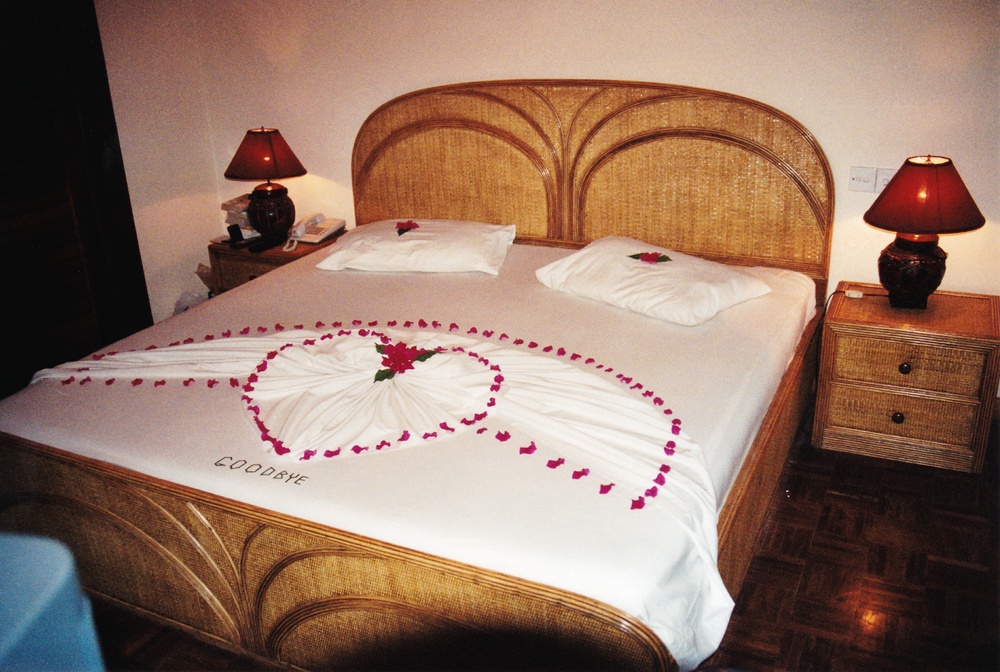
[0, 242, 815, 669]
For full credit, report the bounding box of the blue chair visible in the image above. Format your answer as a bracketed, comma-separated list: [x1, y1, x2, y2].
[0, 533, 105, 671]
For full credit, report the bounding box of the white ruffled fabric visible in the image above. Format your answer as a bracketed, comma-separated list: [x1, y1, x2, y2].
[34, 326, 706, 509]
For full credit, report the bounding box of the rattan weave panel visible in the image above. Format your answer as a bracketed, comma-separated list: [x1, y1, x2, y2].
[833, 335, 986, 398]
[826, 383, 978, 447]
[353, 80, 833, 298]
[1, 433, 674, 671]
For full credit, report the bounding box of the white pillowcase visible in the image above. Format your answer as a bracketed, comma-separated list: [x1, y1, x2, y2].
[316, 219, 516, 275]
[535, 236, 771, 326]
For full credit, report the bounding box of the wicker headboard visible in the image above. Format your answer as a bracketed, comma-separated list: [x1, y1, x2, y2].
[352, 79, 834, 298]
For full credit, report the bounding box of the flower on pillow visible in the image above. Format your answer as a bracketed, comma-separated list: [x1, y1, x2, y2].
[630, 251, 672, 264]
[316, 219, 516, 275]
[535, 236, 771, 326]
[396, 220, 420, 235]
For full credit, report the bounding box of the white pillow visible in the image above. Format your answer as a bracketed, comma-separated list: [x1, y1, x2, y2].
[316, 219, 516, 275]
[535, 236, 771, 326]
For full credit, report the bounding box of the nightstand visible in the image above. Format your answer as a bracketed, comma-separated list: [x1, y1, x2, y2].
[813, 281, 1000, 472]
[208, 236, 339, 293]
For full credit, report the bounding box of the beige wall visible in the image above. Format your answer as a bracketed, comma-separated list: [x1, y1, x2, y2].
[94, 0, 998, 323]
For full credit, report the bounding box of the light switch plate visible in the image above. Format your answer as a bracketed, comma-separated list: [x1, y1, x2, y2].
[849, 166, 877, 193]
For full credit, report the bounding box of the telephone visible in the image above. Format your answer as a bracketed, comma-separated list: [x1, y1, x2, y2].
[289, 213, 346, 244]
[283, 213, 346, 251]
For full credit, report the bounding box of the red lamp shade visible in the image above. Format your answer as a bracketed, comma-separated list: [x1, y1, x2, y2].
[224, 128, 306, 240]
[863, 156, 984, 309]
[864, 156, 984, 235]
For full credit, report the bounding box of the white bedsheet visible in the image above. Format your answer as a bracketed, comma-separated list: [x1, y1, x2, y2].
[0, 243, 816, 670]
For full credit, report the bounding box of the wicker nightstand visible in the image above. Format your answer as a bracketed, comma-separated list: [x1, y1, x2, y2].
[208, 236, 339, 293]
[813, 281, 1000, 472]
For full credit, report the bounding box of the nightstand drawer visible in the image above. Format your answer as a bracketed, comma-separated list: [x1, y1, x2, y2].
[217, 258, 275, 291]
[827, 382, 978, 447]
[833, 335, 986, 397]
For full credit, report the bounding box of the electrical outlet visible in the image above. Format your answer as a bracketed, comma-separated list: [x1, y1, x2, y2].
[876, 167, 897, 193]
[849, 166, 877, 193]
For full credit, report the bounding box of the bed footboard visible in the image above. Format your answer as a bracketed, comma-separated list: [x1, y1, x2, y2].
[0, 434, 676, 671]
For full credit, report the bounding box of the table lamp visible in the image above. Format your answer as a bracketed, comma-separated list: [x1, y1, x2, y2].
[224, 128, 307, 240]
[863, 155, 984, 309]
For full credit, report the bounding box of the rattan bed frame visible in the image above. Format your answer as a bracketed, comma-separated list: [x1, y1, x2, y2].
[1, 80, 833, 671]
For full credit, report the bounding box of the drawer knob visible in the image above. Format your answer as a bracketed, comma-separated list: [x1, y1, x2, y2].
[891, 411, 905, 424]
[898, 362, 912, 375]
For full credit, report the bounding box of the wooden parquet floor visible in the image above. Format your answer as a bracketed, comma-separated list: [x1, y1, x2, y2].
[709, 414, 999, 671]
[93, 416, 999, 672]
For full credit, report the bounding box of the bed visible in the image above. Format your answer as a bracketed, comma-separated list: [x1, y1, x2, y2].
[0, 80, 833, 671]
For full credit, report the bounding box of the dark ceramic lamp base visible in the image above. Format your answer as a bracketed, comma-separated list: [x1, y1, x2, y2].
[877, 235, 947, 309]
[247, 182, 296, 240]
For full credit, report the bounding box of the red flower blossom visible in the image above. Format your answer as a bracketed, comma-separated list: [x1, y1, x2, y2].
[396, 220, 419, 235]
[374, 341, 436, 382]
[630, 251, 672, 264]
